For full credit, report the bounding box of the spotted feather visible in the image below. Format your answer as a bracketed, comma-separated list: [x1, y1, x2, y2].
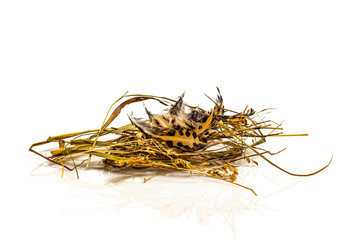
[128, 89, 251, 151]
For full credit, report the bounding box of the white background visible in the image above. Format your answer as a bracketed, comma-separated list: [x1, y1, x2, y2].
[1, 1, 359, 239]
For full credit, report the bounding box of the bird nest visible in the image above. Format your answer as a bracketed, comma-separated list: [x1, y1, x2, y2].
[30, 89, 331, 195]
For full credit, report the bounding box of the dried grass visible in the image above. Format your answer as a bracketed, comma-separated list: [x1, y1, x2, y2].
[29, 91, 331, 195]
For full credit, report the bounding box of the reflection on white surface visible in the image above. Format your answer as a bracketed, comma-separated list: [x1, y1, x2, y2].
[30, 157, 308, 229]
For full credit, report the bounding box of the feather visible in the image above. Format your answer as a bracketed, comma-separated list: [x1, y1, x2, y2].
[195, 110, 215, 135]
[129, 114, 202, 151]
[169, 92, 185, 115]
[143, 103, 154, 122]
[157, 128, 202, 150]
[127, 115, 162, 137]
[154, 92, 194, 130]
[245, 108, 255, 116]
[188, 108, 206, 123]
[214, 87, 224, 116]
[127, 89, 243, 151]
[152, 114, 171, 128]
